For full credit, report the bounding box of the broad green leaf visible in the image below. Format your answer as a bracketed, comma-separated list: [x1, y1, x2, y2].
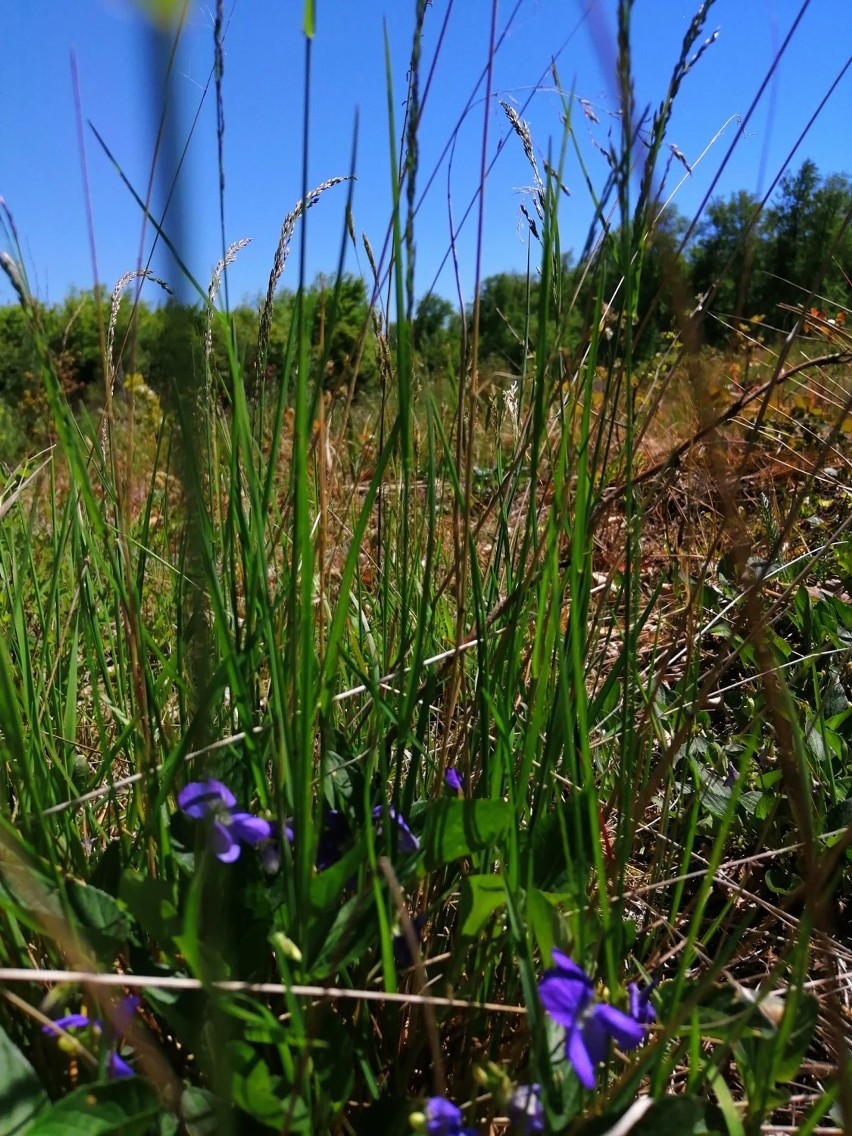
[119, 871, 178, 943]
[734, 994, 818, 1111]
[823, 796, 852, 840]
[67, 881, 132, 952]
[422, 799, 512, 869]
[765, 866, 799, 896]
[524, 798, 599, 889]
[27, 1078, 163, 1135]
[310, 892, 379, 978]
[690, 759, 732, 820]
[309, 844, 364, 914]
[582, 1096, 726, 1134]
[180, 1087, 217, 1136]
[311, 1016, 355, 1113]
[228, 1040, 308, 1131]
[459, 873, 505, 938]
[525, 887, 563, 962]
[823, 677, 850, 718]
[0, 1023, 49, 1135]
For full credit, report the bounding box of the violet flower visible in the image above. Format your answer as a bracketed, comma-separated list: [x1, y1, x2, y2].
[316, 809, 352, 870]
[43, 1012, 90, 1033]
[628, 979, 657, 1026]
[425, 1096, 476, 1136]
[178, 779, 272, 863]
[262, 805, 419, 875]
[507, 1082, 544, 1134]
[538, 950, 645, 1090]
[372, 804, 420, 853]
[42, 995, 139, 1079]
[259, 819, 295, 875]
[444, 768, 464, 793]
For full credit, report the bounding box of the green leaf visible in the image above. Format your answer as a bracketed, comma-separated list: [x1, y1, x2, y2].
[823, 796, 852, 840]
[89, 842, 123, 898]
[27, 1079, 163, 1135]
[311, 1016, 355, 1114]
[582, 1096, 726, 1134]
[310, 891, 379, 978]
[309, 844, 364, 915]
[0, 1023, 49, 1135]
[421, 799, 512, 869]
[229, 1041, 288, 1129]
[689, 758, 733, 820]
[458, 873, 505, 938]
[67, 881, 132, 954]
[765, 866, 798, 896]
[179, 1087, 217, 1136]
[524, 802, 588, 890]
[525, 888, 563, 962]
[773, 992, 819, 1083]
[119, 871, 178, 943]
[735, 992, 818, 1111]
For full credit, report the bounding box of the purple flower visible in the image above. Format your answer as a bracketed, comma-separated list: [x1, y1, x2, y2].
[507, 1082, 544, 1134]
[107, 1051, 135, 1078]
[316, 809, 352, 870]
[444, 768, 464, 793]
[372, 804, 419, 853]
[262, 806, 419, 876]
[177, 779, 272, 863]
[42, 1013, 91, 1034]
[42, 996, 139, 1080]
[425, 1096, 476, 1135]
[538, 950, 645, 1090]
[628, 979, 657, 1025]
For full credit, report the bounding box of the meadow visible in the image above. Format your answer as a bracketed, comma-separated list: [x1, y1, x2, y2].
[1, 2, 851, 1134]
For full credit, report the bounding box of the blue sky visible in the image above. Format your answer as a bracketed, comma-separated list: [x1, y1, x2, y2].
[1, 1, 850, 311]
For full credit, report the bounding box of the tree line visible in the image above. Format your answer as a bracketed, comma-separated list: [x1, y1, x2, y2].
[1, 159, 849, 443]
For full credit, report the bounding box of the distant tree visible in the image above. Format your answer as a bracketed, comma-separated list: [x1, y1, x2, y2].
[204, 302, 262, 397]
[688, 190, 767, 346]
[633, 206, 690, 353]
[310, 273, 378, 390]
[53, 290, 107, 390]
[413, 293, 458, 377]
[475, 272, 532, 372]
[144, 299, 205, 408]
[0, 305, 38, 403]
[761, 160, 852, 326]
[565, 207, 690, 360]
[264, 290, 297, 381]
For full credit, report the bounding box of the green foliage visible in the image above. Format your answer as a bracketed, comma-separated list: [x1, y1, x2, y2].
[26, 1079, 167, 1135]
[0, 1024, 48, 1133]
[689, 189, 765, 343]
[422, 798, 513, 868]
[690, 161, 852, 344]
[413, 292, 458, 377]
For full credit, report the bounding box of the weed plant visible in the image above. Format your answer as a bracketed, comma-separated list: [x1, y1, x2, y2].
[1, 2, 851, 1134]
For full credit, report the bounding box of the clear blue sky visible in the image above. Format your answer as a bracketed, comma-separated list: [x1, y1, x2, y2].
[1, 0, 849, 311]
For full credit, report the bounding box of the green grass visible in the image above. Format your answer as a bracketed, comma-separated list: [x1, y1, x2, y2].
[1, 2, 852, 1134]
